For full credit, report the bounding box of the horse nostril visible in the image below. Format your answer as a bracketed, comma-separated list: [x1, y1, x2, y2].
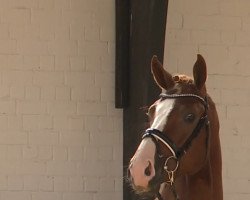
[144, 161, 152, 176]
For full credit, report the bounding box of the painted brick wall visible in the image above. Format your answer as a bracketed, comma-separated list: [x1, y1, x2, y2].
[0, 0, 123, 200]
[164, 0, 250, 199]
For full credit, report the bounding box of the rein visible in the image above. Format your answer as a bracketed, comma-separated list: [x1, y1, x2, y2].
[142, 93, 210, 200]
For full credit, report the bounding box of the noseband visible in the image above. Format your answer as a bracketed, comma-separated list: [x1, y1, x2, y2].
[142, 93, 210, 200]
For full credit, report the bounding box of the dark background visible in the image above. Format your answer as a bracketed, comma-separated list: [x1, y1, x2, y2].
[115, 0, 169, 199]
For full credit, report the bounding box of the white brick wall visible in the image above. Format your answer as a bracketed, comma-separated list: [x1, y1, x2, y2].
[165, 0, 250, 199]
[0, 0, 123, 200]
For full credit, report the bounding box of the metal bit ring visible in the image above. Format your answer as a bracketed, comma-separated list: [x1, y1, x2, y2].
[163, 156, 179, 173]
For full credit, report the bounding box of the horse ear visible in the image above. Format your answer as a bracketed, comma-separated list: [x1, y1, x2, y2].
[151, 55, 174, 90]
[193, 54, 207, 91]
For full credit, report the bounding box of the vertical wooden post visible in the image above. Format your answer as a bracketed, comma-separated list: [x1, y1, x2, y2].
[115, 0, 130, 108]
[115, 0, 169, 199]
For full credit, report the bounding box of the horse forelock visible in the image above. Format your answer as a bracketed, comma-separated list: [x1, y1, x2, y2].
[168, 74, 201, 96]
[173, 74, 194, 84]
[173, 74, 208, 96]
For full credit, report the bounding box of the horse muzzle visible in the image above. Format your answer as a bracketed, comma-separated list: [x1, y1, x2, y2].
[128, 158, 156, 189]
[127, 137, 157, 189]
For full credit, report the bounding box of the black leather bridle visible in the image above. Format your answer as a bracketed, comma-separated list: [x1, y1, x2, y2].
[142, 93, 210, 200]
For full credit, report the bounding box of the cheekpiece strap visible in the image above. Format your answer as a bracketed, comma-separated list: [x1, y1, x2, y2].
[143, 93, 209, 159]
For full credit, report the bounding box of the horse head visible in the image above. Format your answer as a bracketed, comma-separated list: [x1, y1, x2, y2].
[128, 54, 210, 199]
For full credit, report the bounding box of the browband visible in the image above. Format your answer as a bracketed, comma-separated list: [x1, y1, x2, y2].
[160, 93, 208, 109]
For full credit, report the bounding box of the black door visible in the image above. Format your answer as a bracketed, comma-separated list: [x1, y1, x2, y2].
[116, 1, 169, 199]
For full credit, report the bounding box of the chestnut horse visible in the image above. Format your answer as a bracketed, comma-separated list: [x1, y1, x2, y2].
[127, 55, 223, 200]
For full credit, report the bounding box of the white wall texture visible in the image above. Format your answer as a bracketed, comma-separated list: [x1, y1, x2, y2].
[0, 0, 249, 199]
[165, 0, 250, 199]
[0, 0, 123, 200]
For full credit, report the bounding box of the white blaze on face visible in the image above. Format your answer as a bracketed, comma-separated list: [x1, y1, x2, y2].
[129, 99, 176, 188]
[151, 99, 175, 131]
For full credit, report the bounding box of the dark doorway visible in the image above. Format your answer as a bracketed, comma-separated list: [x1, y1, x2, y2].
[115, 0, 169, 199]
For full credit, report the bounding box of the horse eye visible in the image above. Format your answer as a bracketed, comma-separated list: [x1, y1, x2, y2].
[185, 113, 195, 122]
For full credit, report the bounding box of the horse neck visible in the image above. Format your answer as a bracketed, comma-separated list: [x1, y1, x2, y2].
[161, 96, 223, 200]
[207, 96, 223, 199]
[187, 96, 223, 200]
